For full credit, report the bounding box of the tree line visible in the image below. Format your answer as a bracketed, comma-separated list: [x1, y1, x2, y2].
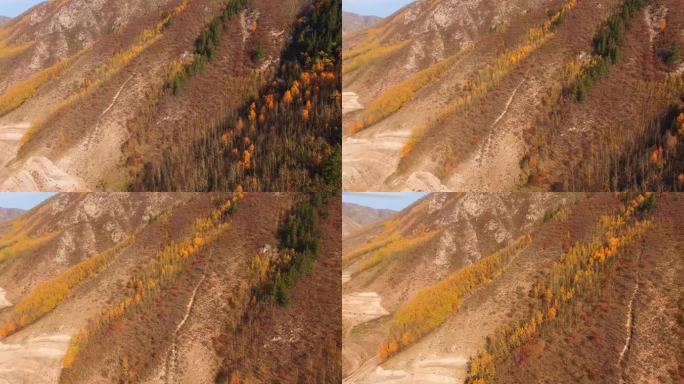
[132, 0, 341, 192]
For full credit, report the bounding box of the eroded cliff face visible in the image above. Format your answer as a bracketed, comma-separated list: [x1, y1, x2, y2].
[0, 0, 172, 92]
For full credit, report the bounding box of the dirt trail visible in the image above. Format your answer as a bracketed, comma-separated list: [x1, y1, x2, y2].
[342, 290, 390, 379]
[621, 195, 684, 383]
[99, 76, 133, 118]
[57, 72, 138, 189]
[617, 272, 639, 382]
[0, 69, 136, 191]
[162, 273, 207, 384]
[344, 355, 382, 384]
[476, 78, 525, 167]
[444, 77, 529, 192]
[0, 333, 71, 384]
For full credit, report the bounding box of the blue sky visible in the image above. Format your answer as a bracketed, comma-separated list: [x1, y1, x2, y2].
[343, 0, 414, 17]
[0, 192, 56, 210]
[343, 192, 427, 211]
[0, 0, 43, 17]
[0, 0, 414, 19]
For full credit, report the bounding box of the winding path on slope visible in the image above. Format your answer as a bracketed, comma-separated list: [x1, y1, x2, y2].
[162, 273, 207, 384]
[445, 77, 528, 192]
[0, 73, 135, 191]
[617, 272, 639, 384]
[621, 196, 684, 382]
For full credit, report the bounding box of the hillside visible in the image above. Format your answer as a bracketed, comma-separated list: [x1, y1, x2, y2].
[342, 192, 683, 383]
[342, 202, 395, 238]
[342, 192, 576, 378]
[342, 0, 684, 192]
[0, 206, 24, 222]
[343, 12, 382, 35]
[0, 16, 10, 27]
[0, 0, 341, 192]
[0, 192, 341, 383]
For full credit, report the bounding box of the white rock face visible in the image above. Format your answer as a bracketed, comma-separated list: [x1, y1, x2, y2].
[428, 193, 447, 215]
[0, 334, 71, 384]
[342, 292, 390, 327]
[0, 288, 12, 309]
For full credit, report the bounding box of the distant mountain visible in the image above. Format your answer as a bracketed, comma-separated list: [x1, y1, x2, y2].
[342, 202, 395, 237]
[343, 11, 381, 34]
[0, 16, 10, 27]
[0, 207, 24, 222]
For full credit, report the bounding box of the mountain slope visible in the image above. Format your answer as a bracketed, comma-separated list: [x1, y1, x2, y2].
[342, 192, 683, 384]
[342, 0, 684, 192]
[0, 192, 341, 383]
[342, 202, 395, 238]
[489, 194, 683, 383]
[343, 12, 381, 35]
[0, 0, 341, 192]
[0, 207, 24, 222]
[342, 192, 581, 380]
[0, 16, 10, 27]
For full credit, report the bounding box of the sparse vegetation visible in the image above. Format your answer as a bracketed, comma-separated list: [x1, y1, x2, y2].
[349, 45, 474, 135]
[663, 43, 680, 66]
[342, 39, 410, 75]
[215, 194, 341, 384]
[0, 238, 134, 338]
[0, 229, 60, 265]
[251, 41, 264, 63]
[465, 193, 656, 384]
[133, 0, 341, 192]
[0, 39, 32, 59]
[567, 0, 647, 102]
[541, 205, 570, 224]
[60, 191, 243, 373]
[399, 0, 577, 158]
[0, 58, 72, 118]
[21, 0, 191, 147]
[343, 234, 400, 265]
[358, 229, 440, 271]
[528, 45, 684, 191]
[379, 235, 532, 359]
[164, 0, 249, 95]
